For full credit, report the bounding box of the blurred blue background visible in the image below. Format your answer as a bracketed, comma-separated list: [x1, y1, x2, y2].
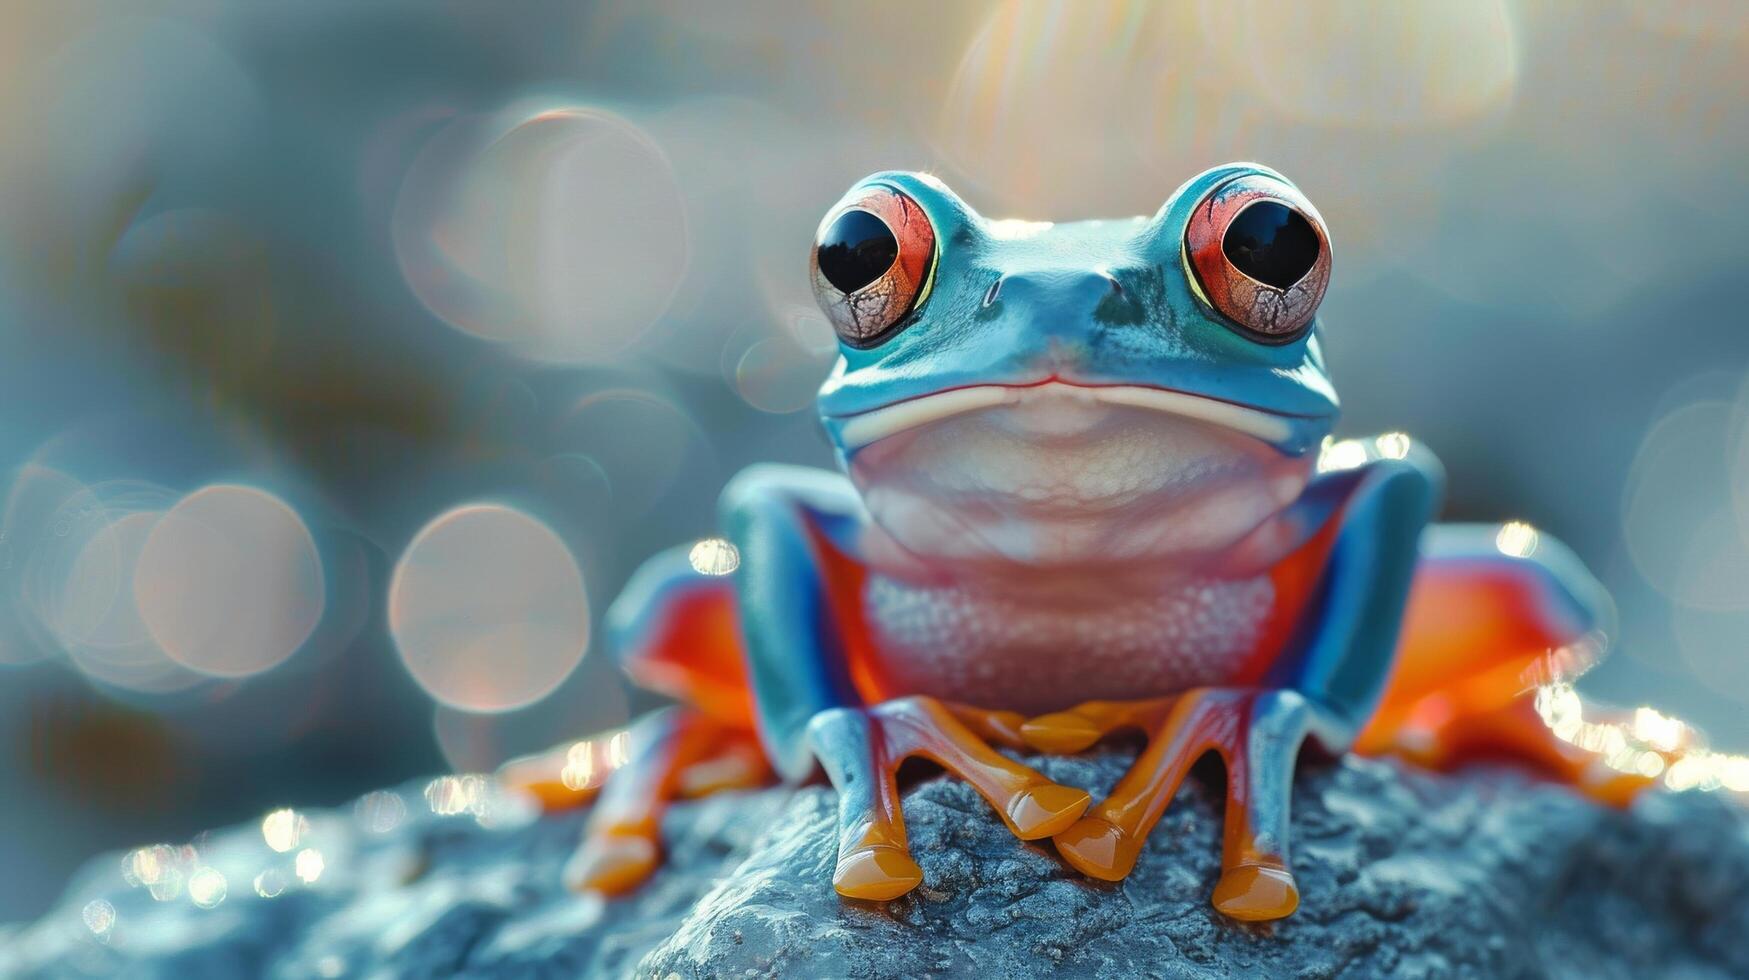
[1, 0, 1746, 925]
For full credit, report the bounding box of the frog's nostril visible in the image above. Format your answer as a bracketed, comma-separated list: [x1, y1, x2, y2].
[999, 271, 1119, 302]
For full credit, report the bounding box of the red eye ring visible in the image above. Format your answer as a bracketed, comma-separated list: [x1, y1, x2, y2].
[809, 185, 937, 348]
[1184, 174, 1331, 342]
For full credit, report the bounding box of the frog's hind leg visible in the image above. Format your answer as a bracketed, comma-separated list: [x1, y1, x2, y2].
[560, 707, 768, 894]
[1356, 523, 1653, 805]
[499, 545, 772, 894]
[497, 741, 604, 812]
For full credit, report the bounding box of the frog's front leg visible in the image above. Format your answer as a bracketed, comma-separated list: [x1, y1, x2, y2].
[723, 465, 1091, 901]
[1025, 456, 1441, 921]
[808, 697, 1093, 899]
[1022, 690, 1343, 920]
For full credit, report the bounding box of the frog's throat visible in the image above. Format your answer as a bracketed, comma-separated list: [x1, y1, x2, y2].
[833, 380, 1295, 450]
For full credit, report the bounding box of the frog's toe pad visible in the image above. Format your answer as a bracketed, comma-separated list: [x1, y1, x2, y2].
[1052, 815, 1141, 881]
[1212, 865, 1299, 921]
[1019, 712, 1105, 754]
[564, 833, 659, 896]
[833, 845, 924, 901]
[1006, 783, 1092, 839]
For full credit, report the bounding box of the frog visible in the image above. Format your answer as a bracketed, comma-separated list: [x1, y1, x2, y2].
[502, 162, 1650, 922]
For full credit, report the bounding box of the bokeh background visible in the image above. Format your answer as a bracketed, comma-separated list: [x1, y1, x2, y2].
[1, 0, 1746, 925]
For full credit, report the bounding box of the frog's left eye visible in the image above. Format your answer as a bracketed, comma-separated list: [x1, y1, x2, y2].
[1183, 173, 1331, 342]
[809, 185, 937, 348]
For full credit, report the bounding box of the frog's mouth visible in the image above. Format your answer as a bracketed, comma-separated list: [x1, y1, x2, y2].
[829, 379, 1299, 452]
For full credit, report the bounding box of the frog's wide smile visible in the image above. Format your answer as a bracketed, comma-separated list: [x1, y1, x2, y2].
[829, 378, 1305, 451]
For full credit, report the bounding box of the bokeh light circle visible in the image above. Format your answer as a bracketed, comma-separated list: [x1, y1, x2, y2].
[1671, 520, 1749, 703]
[134, 485, 325, 679]
[432, 704, 501, 773]
[1730, 377, 1749, 544]
[535, 453, 614, 515]
[935, 0, 1167, 210]
[1629, 1, 1749, 42]
[1, 464, 101, 664]
[392, 106, 689, 364]
[733, 337, 829, 414]
[53, 509, 161, 651]
[1194, 0, 1518, 129]
[1621, 400, 1737, 605]
[52, 504, 205, 696]
[11, 473, 211, 694]
[552, 389, 713, 518]
[389, 504, 590, 712]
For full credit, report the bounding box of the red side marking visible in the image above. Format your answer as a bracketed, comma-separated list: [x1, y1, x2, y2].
[807, 524, 897, 704]
[622, 586, 755, 727]
[1232, 515, 1345, 686]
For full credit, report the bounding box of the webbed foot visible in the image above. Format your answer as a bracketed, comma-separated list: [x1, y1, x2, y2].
[808, 696, 1091, 901]
[1023, 689, 1336, 922]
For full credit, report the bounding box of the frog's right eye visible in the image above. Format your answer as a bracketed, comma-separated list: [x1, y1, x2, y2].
[809, 185, 937, 348]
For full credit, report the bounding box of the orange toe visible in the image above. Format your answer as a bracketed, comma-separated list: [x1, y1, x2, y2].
[565, 833, 659, 896]
[1212, 865, 1299, 922]
[497, 750, 601, 812]
[1575, 763, 1655, 809]
[1020, 712, 1104, 754]
[976, 709, 1030, 748]
[1005, 783, 1092, 839]
[511, 778, 599, 812]
[833, 845, 924, 901]
[1053, 815, 1141, 881]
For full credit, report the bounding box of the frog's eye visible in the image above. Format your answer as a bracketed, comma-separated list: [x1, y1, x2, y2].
[809, 185, 937, 348]
[1183, 173, 1331, 342]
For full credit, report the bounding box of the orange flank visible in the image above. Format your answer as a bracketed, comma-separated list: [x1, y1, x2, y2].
[619, 586, 754, 727]
[1357, 557, 1650, 807]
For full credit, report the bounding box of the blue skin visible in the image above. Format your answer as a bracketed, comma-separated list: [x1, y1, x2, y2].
[598, 164, 1609, 916]
[734, 164, 1431, 772]
[815, 166, 1339, 455]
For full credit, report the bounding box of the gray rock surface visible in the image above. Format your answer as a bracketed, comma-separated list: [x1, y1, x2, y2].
[4, 749, 1747, 979]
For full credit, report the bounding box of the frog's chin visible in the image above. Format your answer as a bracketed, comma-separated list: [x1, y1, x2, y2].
[843, 385, 1315, 567]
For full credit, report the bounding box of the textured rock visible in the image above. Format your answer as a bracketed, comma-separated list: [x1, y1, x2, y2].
[5, 750, 1748, 979]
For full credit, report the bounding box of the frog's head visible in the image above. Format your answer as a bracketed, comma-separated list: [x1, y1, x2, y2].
[810, 164, 1339, 567]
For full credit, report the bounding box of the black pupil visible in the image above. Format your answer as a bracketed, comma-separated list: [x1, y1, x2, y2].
[1222, 201, 1319, 290]
[817, 209, 899, 294]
